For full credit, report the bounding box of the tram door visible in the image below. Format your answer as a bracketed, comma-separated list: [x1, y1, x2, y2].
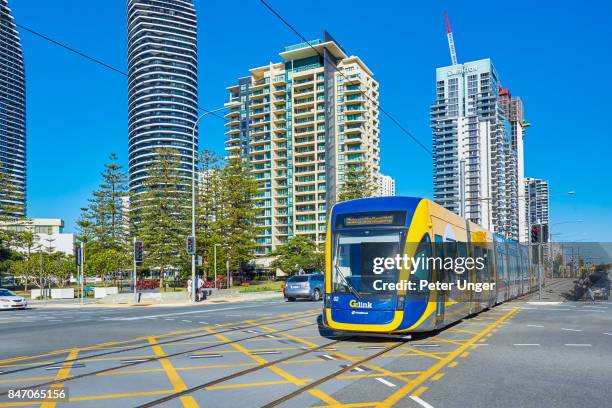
[434, 234, 445, 326]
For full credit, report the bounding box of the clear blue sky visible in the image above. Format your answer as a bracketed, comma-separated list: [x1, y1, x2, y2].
[10, 0, 612, 240]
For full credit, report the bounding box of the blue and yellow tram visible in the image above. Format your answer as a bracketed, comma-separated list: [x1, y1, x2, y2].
[322, 196, 534, 334]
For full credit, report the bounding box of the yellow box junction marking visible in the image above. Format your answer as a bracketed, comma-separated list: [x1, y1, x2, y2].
[148, 336, 199, 408]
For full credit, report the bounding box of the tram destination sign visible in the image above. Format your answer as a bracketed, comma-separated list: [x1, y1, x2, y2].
[336, 211, 406, 228]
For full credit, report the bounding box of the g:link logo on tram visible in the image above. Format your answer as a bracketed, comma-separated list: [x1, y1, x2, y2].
[349, 299, 373, 309]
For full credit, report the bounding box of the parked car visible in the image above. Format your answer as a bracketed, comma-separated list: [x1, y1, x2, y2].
[284, 274, 324, 302]
[0, 288, 27, 310]
[591, 279, 610, 300]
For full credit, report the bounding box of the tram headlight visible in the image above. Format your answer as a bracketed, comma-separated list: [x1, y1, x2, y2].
[396, 295, 405, 310]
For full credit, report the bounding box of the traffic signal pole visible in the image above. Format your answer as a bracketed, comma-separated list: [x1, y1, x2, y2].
[133, 237, 137, 303]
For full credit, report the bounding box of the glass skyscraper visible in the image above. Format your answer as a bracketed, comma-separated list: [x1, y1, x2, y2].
[431, 58, 527, 240]
[0, 0, 26, 217]
[127, 0, 198, 193]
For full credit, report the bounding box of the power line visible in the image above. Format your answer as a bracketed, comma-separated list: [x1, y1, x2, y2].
[0, 17, 224, 119]
[258, 0, 432, 156]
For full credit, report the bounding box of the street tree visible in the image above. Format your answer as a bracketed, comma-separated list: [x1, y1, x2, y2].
[337, 165, 377, 202]
[132, 148, 191, 286]
[270, 235, 324, 275]
[195, 150, 224, 278]
[77, 153, 130, 283]
[0, 171, 27, 253]
[216, 157, 260, 273]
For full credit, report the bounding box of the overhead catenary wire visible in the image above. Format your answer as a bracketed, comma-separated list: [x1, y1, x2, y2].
[258, 0, 432, 156]
[0, 16, 224, 119]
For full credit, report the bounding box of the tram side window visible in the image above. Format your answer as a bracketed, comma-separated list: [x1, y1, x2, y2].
[457, 242, 468, 283]
[474, 246, 483, 284]
[434, 234, 444, 284]
[487, 249, 495, 284]
[410, 234, 432, 293]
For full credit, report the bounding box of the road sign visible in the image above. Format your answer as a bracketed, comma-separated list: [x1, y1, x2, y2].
[134, 241, 143, 265]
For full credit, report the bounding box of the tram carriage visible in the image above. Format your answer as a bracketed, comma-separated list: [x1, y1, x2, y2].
[322, 196, 534, 334]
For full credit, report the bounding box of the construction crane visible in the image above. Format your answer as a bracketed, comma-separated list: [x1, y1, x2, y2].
[444, 11, 458, 66]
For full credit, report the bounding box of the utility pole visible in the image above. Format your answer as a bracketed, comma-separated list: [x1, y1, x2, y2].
[226, 260, 231, 288]
[214, 244, 220, 289]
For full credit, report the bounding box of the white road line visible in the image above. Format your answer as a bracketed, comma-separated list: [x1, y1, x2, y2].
[565, 344, 591, 347]
[120, 359, 150, 364]
[561, 328, 583, 332]
[199, 321, 208, 324]
[113, 304, 272, 321]
[181, 320, 192, 323]
[189, 354, 222, 359]
[375, 377, 396, 388]
[527, 324, 544, 328]
[603, 333, 612, 336]
[514, 344, 540, 346]
[410, 395, 435, 408]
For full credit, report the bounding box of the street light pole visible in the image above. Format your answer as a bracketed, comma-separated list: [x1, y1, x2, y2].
[189, 105, 235, 303]
[214, 244, 221, 289]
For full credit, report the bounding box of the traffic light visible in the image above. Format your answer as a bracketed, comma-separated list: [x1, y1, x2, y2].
[531, 225, 541, 243]
[187, 236, 196, 255]
[541, 224, 549, 243]
[74, 245, 82, 266]
[134, 241, 143, 265]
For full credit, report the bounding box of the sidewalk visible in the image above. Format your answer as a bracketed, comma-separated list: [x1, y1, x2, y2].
[28, 291, 283, 309]
[523, 278, 577, 303]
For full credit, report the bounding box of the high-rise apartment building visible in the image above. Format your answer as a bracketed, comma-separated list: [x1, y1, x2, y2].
[225, 33, 380, 255]
[431, 58, 526, 239]
[524, 177, 549, 241]
[500, 88, 528, 241]
[0, 0, 26, 217]
[377, 174, 395, 197]
[127, 0, 198, 194]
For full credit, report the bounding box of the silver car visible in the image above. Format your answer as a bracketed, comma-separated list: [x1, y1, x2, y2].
[284, 274, 324, 302]
[0, 288, 27, 310]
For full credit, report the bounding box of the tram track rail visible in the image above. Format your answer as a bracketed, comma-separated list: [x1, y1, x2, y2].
[134, 337, 349, 408]
[135, 336, 406, 408]
[0, 311, 321, 396]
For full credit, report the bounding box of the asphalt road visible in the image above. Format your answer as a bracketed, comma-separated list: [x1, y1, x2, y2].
[0, 286, 610, 408]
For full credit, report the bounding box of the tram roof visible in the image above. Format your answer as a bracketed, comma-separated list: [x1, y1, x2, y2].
[332, 196, 423, 215]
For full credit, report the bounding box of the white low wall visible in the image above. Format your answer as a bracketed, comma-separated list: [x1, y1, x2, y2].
[94, 287, 119, 299]
[51, 288, 74, 299]
[31, 288, 74, 299]
[31, 289, 47, 299]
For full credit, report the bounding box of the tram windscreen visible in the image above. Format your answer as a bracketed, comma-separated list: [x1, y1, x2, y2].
[332, 230, 403, 295]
